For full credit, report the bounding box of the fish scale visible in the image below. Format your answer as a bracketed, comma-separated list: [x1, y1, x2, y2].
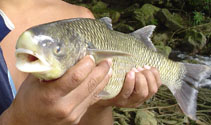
[69, 19, 183, 98]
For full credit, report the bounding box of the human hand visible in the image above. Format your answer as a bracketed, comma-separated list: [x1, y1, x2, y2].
[87, 65, 162, 108]
[79, 66, 162, 125]
[1, 56, 112, 125]
[109, 66, 162, 108]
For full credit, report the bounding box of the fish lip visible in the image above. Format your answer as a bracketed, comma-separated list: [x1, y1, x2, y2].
[15, 48, 52, 73]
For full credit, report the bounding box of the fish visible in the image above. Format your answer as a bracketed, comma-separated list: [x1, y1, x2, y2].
[15, 17, 211, 120]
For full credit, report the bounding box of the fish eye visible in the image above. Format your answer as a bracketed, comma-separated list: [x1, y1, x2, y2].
[53, 44, 64, 56]
[55, 46, 61, 53]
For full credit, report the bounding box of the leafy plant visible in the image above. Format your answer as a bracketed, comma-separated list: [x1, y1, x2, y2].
[193, 11, 205, 25]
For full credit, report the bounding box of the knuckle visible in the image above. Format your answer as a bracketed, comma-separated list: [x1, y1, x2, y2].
[40, 92, 57, 105]
[67, 113, 78, 123]
[89, 92, 101, 106]
[139, 90, 149, 99]
[87, 78, 99, 93]
[99, 61, 110, 70]
[150, 87, 158, 94]
[133, 85, 142, 95]
[117, 101, 127, 107]
[70, 71, 84, 84]
[143, 70, 152, 76]
[71, 119, 80, 125]
[142, 92, 149, 98]
[97, 62, 110, 75]
[55, 107, 70, 119]
[122, 89, 132, 99]
[158, 81, 162, 87]
[136, 73, 146, 82]
[151, 67, 159, 74]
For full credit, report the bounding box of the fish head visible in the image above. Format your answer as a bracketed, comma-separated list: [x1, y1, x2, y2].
[15, 22, 85, 80]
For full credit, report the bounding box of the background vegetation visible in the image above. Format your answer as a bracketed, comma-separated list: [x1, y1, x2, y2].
[64, 0, 211, 124]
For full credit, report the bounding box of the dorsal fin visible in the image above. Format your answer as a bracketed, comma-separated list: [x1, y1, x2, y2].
[131, 25, 156, 51]
[99, 17, 113, 30]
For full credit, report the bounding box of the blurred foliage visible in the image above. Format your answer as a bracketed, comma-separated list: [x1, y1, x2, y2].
[186, 0, 211, 15]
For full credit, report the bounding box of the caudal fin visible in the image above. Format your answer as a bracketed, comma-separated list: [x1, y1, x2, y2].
[169, 63, 211, 120]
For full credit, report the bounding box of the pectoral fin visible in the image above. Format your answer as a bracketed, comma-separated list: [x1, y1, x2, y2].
[87, 49, 131, 63]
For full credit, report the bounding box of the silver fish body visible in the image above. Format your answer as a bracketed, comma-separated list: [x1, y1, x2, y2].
[15, 17, 211, 120]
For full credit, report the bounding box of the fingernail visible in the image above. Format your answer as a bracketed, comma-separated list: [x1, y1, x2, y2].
[89, 55, 95, 62]
[144, 65, 151, 69]
[132, 68, 138, 72]
[106, 58, 113, 67]
[137, 66, 144, 71]
[128, 71, 135, 79]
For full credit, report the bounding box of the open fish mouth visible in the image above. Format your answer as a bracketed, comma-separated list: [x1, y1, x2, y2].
[15, 48, 52, 73]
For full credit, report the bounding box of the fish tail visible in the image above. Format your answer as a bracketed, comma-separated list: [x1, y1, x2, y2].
[169, 63, 211, 120]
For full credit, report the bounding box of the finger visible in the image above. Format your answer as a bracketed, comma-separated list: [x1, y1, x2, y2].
[110, 70, 135, 107]
[129, 72, 149, 106]
[41, 55, 96, 96]
[63, 55, 96, 88]
[61, 59, 112, 112]
[118, 71, 135, 99]
[87, 68, 112, 105]
[142, 67, 158, 98]
[65, 67, 112, 123]
[75, 68, 112, 109]
[150, 67, 162, 87]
